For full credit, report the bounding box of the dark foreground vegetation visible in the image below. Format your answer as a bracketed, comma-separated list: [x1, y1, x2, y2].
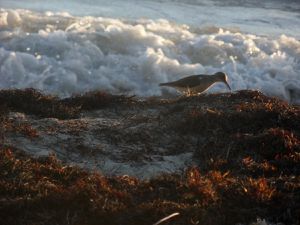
[0, 89, 299, 225]
[0, 88, 131, 119]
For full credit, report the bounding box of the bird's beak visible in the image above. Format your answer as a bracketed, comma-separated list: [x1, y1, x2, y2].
[224, 81, 231, 90]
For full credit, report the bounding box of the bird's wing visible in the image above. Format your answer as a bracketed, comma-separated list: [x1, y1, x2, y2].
[171, 75, 210, 88]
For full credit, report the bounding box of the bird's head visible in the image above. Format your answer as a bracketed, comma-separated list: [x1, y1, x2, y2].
[214, 72, 231, 90]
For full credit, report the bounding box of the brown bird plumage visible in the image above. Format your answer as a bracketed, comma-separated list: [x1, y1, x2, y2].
[159, 72, 231, 95]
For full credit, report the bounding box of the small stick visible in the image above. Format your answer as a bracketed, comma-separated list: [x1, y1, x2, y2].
[226, 142, 232, 160]
[153, 212, 180, 225]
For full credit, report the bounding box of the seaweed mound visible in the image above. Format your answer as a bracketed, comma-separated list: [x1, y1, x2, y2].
[0, 89, 299, 225]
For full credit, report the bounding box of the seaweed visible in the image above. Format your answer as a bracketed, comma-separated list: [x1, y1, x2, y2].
[0, 89, 135, 119]
[0, 89, 79, 119]
[0, 148, 299, 225]
[0, 89, 299, 225]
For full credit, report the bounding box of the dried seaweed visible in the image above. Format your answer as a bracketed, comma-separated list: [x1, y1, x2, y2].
[0, 89, 299, 225]
[0, 89, 135, 119]
[0, 148, 299, 225]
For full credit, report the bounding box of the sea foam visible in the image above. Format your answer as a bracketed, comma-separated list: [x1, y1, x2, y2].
[0, 9, 299, 103]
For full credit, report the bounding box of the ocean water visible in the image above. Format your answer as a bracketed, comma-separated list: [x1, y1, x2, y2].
[0, 0, 300, 103]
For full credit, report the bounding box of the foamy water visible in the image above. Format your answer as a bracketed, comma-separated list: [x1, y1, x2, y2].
[0, 1, 300, 102]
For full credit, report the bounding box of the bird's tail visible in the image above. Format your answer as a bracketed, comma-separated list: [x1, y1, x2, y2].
[159, 82, 172, 87]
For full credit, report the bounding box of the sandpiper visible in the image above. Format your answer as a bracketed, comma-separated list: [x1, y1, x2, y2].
[159, 72, 231, 95]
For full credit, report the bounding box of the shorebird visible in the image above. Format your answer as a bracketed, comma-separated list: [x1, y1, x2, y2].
[159, 72, 231, 96]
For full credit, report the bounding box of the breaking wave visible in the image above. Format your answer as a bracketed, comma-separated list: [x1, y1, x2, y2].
[0, 9, 300, 102]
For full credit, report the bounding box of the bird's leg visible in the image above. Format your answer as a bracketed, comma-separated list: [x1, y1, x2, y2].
[187, 87, 191, 97]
